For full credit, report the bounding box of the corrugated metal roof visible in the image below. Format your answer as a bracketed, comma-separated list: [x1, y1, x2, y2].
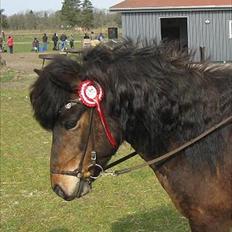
[111, 0, 232, 10]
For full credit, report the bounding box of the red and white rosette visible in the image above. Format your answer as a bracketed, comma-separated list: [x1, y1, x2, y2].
[78, 80, 117, 148]
[78, 80, 103, 108]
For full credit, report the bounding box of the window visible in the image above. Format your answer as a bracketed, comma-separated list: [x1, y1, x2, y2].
[229, 20, 232, 39]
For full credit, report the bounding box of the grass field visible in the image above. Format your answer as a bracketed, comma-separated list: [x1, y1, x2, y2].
[1, 32, 189, 232]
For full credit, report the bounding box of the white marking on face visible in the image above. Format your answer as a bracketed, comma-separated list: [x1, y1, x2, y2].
[54, 175, 81, 196]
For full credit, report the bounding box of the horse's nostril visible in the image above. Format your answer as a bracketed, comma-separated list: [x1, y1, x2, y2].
[53, 185, 66, 199]
[53, 185, 76, 201]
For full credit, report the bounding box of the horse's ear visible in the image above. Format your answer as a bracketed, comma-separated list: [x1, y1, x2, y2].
[34, 69, 42, 76]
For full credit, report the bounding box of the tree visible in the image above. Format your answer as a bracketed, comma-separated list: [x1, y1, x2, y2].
[5, 7, 121, 30]
[81, 0, 93, 30]
[0, 9, 9, 30]
[27, 10, 38, 29]
[93, 9, 121, 28]
[61, 0, 82, 27]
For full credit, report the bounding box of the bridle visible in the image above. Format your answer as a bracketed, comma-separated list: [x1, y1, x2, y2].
[51, 80, 232, 180]
[51, 105, 98, 179]
[51, 80, 117, 180]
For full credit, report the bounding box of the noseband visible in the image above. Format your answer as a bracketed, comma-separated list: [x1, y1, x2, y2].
[51, 80, 117, 179]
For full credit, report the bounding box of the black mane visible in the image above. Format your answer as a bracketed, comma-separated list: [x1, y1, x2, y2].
[30, 40, 232, 171]
[30, 57, 82, 129]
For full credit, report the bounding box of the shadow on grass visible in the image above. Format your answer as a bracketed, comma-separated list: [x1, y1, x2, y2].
[49, 228, 70, 232]
[111, 205, 189, 232]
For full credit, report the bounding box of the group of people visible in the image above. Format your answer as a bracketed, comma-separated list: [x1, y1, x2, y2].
[0, 31, 14, 54]
[53, 33, 74, 51]
[0, 31, 106, 54]
[32, 33, 75, 52]
[83, 32, 105, 41]
[32, 33, 49, 52]
[82, 31, 105, 48]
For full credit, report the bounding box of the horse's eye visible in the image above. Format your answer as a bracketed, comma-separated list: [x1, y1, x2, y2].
[64, 120, 77, 130]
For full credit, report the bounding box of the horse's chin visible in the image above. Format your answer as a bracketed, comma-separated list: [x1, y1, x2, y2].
[75, 179, 92, 199]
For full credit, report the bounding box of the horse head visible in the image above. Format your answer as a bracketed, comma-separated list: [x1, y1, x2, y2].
[30, 57, 122, 201]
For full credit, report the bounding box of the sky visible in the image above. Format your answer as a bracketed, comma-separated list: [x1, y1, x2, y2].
[1, 0, 123, 16]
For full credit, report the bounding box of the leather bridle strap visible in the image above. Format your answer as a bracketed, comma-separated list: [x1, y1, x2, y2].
[104, 151, 138, 170]
[51, 108, 94, 177]
[105, 115, 232, 176]
[77, 108, 94, 176]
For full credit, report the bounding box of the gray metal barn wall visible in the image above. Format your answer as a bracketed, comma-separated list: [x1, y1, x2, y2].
[121, 10, 232, 61]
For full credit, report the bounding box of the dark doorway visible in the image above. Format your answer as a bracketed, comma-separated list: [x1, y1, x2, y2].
[160, 17, 188, 49]
[108, 27, 118, 39]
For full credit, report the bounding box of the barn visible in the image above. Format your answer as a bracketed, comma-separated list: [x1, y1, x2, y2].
[110, 0, 232, 62]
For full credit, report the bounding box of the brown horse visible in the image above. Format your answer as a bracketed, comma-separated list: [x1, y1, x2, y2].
[30, 41, 232, 232]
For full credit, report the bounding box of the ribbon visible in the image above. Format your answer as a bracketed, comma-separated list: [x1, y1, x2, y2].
[78, 80, 117, 148]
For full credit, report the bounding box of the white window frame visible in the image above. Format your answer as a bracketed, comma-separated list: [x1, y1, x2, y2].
[229, 20, 232, 39]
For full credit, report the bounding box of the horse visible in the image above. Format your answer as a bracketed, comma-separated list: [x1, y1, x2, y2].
[30, 40, 232, 232]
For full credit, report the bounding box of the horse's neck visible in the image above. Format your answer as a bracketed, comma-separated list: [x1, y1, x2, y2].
[121, 74, 230, 157]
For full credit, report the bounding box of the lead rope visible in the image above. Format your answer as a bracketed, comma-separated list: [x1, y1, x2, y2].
[103, 115, 232, 177]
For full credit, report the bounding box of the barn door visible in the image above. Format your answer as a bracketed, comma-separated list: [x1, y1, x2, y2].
[160, 17, 188, 49]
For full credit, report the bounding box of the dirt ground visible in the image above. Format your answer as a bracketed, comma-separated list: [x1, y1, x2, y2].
[1, 53, 42, 74]
[1, 52, 231, 76]
[0, 53, 47, 90]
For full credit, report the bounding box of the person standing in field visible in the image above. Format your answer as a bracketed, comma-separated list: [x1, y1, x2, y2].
[52, 33, 59, 50]
[42, 33, 48, 52]
[97, 32, 104, 41]
[60, 33, 67, 51]
[70, 34, 74, 49]
[32, 38, 40, 52]
[90, 31, 95, 40]
[7, 35, 14, 54]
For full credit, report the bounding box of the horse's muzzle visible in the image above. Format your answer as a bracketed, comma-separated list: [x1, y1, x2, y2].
[51, 174, 92, 201]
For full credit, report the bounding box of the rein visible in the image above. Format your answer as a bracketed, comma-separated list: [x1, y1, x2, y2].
[103, 115, 232, 176]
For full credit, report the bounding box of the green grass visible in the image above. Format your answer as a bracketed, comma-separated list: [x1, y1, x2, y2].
[10, 41, 83, 53]
[0, 70, 16, 82]
[0, 69, 190, 232]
